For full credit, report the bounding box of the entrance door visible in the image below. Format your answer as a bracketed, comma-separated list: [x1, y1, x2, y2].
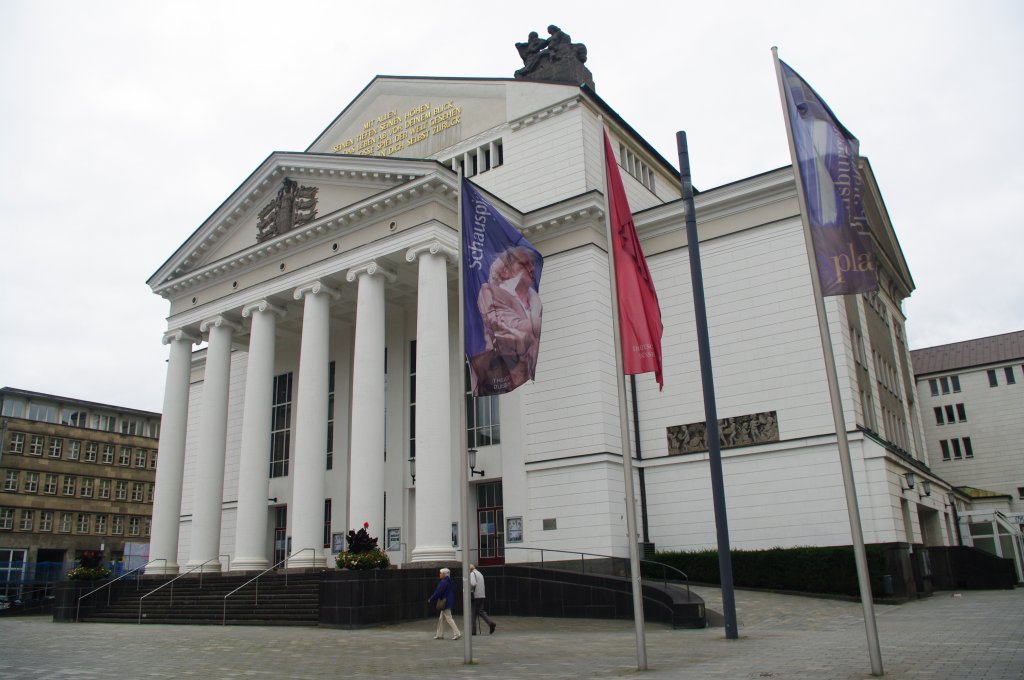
[273, 506, 287, 566]
[476, 482, 504, 566]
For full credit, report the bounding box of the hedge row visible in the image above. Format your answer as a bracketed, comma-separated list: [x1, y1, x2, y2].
[646, 545, 888, 597]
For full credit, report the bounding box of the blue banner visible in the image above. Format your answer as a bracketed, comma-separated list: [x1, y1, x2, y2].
[781, 60, 878, 296]
[461, 177, 543, 396]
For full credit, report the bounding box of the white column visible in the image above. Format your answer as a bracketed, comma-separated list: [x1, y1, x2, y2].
[406, 241, 457, 563]
[147, 329, 198, 575]
[345, 261, 395, 536]
[289, 280, 339, 569]
[232, 300, 285, 571]
[187, 315, 239, 573]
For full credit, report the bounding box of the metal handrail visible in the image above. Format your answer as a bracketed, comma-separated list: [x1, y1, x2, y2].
[461, 546, 692, 600]
[221, 547, 316, 625]
[75, 558, 167, 622]
[137, 556, 221, 624]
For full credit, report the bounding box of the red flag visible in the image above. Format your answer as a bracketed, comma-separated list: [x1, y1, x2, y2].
[603, 130, 664, 388]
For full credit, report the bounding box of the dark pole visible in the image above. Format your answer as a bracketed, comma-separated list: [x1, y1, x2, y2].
[630, 375, 650, 545]
[677, 131, 738, 640]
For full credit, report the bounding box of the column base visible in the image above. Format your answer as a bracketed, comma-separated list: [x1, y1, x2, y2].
[410, 545, 458, 563]
[288, 554, 328, 570]
[185, 560, 223, 574]
[231, 558, 270, 572]
[144, 563, 180, 576]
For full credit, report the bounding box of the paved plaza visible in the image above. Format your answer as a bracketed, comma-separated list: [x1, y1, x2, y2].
[1, 586, 1021, 679]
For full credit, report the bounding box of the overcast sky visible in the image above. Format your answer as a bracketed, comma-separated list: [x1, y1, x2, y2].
[1, 0, 1021, 413]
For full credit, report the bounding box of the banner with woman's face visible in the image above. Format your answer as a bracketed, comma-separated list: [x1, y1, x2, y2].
[461, 178, 543, 396]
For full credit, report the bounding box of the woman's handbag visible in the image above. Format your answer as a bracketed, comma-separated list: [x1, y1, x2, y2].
[435, 597, 447, 611]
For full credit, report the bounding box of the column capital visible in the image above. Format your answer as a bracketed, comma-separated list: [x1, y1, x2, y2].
[405, 240, 457, 264]
[199, 315, 241, 334]
[293, 280, 341, 301]
[346, 260, 397, 284]
[241, 299, 287, 319]
[162, 329, 201, 346]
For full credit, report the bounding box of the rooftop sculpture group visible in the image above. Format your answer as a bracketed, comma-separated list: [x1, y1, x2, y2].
[514, 25, 594, 90]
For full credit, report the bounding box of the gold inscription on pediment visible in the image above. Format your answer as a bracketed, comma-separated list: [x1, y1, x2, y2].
[331, 100, 462, 156]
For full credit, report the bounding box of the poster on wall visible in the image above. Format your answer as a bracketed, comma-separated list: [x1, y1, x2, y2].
[331, 533, 346, 554]
[386, 527, 401, 552]
[507, 517, 523, 543]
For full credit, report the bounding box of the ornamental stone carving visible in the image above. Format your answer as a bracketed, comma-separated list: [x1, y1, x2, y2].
[667, 411, 780, 455]
[256, 178, 319, 243]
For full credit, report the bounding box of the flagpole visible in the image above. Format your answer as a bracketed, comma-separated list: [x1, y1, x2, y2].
[456, 166, 473, 664]
[772, 46, 883, 677]
[599, 118, 648, 671]
[676, 131, 738, 641]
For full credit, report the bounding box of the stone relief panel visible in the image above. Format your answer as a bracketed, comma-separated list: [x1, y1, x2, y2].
[667, 411, 779, 455]
[256, 178, 319, 243]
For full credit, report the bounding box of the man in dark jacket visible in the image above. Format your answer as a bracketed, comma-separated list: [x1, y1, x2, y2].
[427, 567, 461, 640]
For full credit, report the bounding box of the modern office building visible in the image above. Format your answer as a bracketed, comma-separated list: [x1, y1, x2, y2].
[911, 330, 1024, 577]
[0, 387, 160, 592]
[144, 32, 961, 589]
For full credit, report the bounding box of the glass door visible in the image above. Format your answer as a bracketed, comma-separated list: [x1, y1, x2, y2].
[273, 506, 287, 566]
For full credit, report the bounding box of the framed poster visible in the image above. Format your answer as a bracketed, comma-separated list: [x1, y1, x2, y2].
[451, 522, 459, 547]
[386, 527, 401, 552]
[507, 516, 523, 543]
[331, 532, 346, 554]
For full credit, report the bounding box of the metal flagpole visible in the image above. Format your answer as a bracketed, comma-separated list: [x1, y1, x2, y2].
[456, 166, 474, 664]
[771, 46, 883, 676]
[599, 117, 648, 671]
[676, 131, 738, 640]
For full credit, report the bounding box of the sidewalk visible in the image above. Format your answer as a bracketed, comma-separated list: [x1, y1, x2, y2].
[1, 586, 1021, 679]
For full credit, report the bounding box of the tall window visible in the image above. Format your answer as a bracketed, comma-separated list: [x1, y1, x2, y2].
[39, 511, 52, 532]
[465, 364, 500, 448]
[48, 438, 63, 458]
[987, 369, 998, 387]
[1006, 367, 1017, 384]
[18, 510, 34, 532]
[98, 479, 110, 499]
[28, 435, 44, 456]
[323, 499, 332, 549]
[68, 440, 81, 460]
[409, 341, 417, 460]
[62, 476, 76, 496]
[0, 509, 13, 530]
[59, 512, 73, 533]
[95, 515, 107, 535]
[270, 372, 293, 478]
[115, 481, 127, 500]
[80, 478, 93, 498]
[23, 472, 38, 493]
[101, 445, 114, 464]
[128, 517, 141, 536]
[135, 449, 147, 468]
[3, 470, 18, 491]
[111, 515, 124, 535]
[43, 474, 57, 495]
[326, 361, 335, 471]
[84, 442, 98, 462]
[118, 447, 131, 466]
[76, 514, 91, 534]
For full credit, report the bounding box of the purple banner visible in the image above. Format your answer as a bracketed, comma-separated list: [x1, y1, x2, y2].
[461, 177, 543, 396]
[781, 60, 878, 296]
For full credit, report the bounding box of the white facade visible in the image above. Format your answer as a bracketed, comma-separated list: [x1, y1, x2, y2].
[146, 75, 955, 574]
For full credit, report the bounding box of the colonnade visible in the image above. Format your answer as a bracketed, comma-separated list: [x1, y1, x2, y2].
[147, 241, 457, 574]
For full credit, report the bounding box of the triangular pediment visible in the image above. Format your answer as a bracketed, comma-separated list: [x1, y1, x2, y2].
[860, 157, 915, 300]
[147, 153, 451, 296]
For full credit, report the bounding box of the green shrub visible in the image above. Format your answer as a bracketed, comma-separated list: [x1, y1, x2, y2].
[650, 545, 888, 597]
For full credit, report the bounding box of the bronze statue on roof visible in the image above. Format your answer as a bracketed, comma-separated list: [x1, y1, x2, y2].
[515, 25, 594, 90]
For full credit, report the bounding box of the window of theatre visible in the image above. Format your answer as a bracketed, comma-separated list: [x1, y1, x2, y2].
[444, 139, 504, 178]
[618, 142, 656, 193]
[464, 363, 500, 449]
[270, 372, 293, 478]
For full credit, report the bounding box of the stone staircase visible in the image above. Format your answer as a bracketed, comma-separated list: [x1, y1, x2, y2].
[79, 573, 322, 626]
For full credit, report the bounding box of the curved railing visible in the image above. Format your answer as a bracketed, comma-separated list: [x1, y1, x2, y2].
[221, 547, 317, 625]
[75, 558, 167, 622]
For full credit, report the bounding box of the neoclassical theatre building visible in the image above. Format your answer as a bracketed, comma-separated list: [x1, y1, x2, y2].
[146, 37, 957, 579]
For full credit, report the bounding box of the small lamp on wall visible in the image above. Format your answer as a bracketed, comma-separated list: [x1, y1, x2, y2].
[468, 448, 484, 477]
[409, 457, 416, 485]
[901, 472, 916, 492]
[921, 480, 932, 497]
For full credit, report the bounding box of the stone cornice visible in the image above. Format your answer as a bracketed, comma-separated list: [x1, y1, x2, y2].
[404, 240, 458, 264]
[508, 95, 581, 132]
[293, 280, 341, 301]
